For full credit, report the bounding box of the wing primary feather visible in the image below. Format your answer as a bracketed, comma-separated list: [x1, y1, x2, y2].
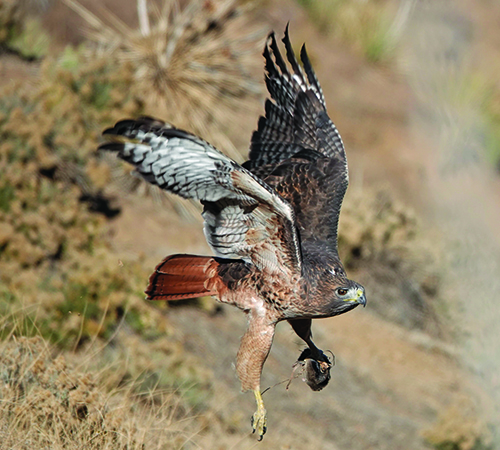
[100, 119, 303, 274]
[263, 38, 280, 80]
[299, 44, 326, 107]
[268, 31, 288, 75]
[282, 23, 303, 79]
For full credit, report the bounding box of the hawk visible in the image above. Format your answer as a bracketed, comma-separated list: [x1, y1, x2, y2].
[100, 26, 366, 440]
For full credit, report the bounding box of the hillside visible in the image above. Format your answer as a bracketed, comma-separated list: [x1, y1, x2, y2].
[1, 0, 499, 448]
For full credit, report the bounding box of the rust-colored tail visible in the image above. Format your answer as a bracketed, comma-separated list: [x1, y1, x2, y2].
[146, 254, 219, 300]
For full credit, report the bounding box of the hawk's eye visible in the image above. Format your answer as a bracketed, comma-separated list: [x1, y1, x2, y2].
[336, 288, 348, 296]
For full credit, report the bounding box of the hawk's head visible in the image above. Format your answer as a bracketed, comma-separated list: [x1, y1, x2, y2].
[315, 265, 367, 317]
[331, 277, 366, 313]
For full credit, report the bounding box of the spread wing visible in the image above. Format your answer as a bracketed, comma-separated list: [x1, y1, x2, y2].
[99, 117, 302, 275]
[245, 25, 346, 173]
[245, 27, 349, 252]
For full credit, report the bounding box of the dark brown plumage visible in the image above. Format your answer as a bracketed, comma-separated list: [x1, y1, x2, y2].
[99, 26, 366, 440]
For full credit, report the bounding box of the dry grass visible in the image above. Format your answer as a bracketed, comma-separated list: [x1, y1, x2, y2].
[0, 40, 161, 346]
[0, 0, 51, 58]
[0, 335, 202, 450]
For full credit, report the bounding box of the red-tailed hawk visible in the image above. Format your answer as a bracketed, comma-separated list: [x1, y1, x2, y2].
[100, 26, 366, 440]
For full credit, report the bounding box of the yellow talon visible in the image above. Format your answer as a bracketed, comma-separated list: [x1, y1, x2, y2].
[251, 389, 267, 440]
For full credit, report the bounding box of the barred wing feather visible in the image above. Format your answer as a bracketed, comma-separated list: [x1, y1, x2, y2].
[244, 27, 349, 254]
[99, 117, 302, 275]
[246, 26, 347, 184]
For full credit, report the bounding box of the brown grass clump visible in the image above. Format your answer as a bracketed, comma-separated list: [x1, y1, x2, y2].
[0, 336, 201, 449]
[60, 0, 265, 216]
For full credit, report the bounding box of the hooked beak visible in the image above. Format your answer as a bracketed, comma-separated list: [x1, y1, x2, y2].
[356, 289, 367, 307]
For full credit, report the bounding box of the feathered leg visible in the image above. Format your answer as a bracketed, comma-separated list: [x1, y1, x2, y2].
[237, 311, 276, 440]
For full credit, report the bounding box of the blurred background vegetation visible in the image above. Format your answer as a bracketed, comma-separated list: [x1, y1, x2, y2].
[1, 0, 499, 448]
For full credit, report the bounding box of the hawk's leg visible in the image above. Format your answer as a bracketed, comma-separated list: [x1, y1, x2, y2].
[288, 318, 329, 361]
[236, 309, 276, 440]
[250, 389, 267, 441]
[288, 319, 333, 391]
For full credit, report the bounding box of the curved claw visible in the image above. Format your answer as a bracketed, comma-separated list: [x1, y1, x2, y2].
[297, 347, 334, 365]
[251, 390, 267, 440]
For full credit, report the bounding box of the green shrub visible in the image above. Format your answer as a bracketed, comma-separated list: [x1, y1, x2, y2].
[7, 17, 51, 59]
[0, 46, 151, 348]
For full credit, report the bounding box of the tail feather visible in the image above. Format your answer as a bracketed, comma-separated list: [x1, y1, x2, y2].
[146, 254, 218, 301]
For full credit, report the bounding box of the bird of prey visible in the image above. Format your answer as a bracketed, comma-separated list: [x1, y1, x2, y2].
[100, 26, 366, 440]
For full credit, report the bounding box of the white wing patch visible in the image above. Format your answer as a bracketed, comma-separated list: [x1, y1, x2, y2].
[100, 120, 303, 275]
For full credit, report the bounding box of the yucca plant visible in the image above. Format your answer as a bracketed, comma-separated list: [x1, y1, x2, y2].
[63, 0, 264, 206]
